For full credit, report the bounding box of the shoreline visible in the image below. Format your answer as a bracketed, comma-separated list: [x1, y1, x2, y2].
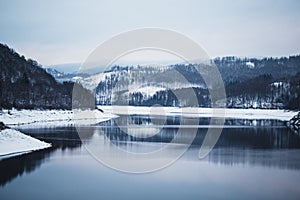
[0, 106, 297, 160]
[0, 109, 118, 159]
[0, 107, 297, 127]
[0, 128, 51, 159]
[100, 106, 297, 121]
[0, 109, 118, 126]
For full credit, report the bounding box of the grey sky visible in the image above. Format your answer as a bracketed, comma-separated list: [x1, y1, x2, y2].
[0, 0, 299, 66]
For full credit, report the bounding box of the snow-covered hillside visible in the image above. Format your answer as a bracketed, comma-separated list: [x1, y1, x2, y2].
[92, 65, 206, 105]
[45, 55, 300, 109]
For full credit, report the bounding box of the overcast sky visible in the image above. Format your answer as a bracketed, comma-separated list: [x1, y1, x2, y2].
[0, 0, 299, 66]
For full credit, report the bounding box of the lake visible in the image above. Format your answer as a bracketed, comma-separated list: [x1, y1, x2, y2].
[1, 115, 300, 200]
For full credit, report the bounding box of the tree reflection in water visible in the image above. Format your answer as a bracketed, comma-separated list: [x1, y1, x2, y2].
[0, 127, 82, 187]
[1, 116, 300, 187]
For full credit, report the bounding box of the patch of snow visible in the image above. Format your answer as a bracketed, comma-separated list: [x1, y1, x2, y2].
[71, 76, 83, 81]
[0, 129, 51, 159]
[0, 109, 118, 127]
[100, 105, 297, 121]
[271, 81, 283, 88]
[129, 85, 166, 96]
[76, 72, 111, 91]
[127, 84, 205, 97]
[246, 61, 255, 68]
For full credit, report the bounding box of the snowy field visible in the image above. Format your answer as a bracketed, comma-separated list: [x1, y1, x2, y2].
[0, 109, 118, 126]
[0, 107, 296, 127]
[0, 129, 51, 159]
[100, 106, 297, 121]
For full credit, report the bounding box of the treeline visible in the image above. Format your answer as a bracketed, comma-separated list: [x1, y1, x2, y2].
[0, 43, 91, 110]
[215, 55, 300, 84]
[129, 87, 211, 107]
[94, 57, 300, 109]
[225, 73, 300, 109]
[1, 42, 299, 110]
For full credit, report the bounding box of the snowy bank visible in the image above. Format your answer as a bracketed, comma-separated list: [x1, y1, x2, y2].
[0, 107, 296, 128]
[0, 109, 118, 126]
[0, 128, 51, 159]
[100, 106, 297, 121]
[287, 112, 300, 133]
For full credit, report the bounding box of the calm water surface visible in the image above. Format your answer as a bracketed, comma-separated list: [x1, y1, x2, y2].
[1, 115, 300, 200]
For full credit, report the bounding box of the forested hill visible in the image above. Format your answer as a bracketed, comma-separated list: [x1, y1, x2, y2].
[92, 56, 300, 109]
[0, 43, 89, 109]
[1, 43, 299, 110]
[215, 56, 300, 84]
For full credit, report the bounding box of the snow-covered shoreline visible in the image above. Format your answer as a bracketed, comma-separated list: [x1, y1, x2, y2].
[0, 106, 296, 160]
[0, 109, 118, 159]
[0, 107, 296, 128]
[0, 128, 51, 159]
[0, 109, 118, 126]
[100, 106, 297, 121]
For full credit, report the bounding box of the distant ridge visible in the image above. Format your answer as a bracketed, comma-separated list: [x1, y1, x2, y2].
[45, 63, 81, 74]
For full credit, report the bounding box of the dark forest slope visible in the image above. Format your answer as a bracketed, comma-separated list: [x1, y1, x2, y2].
[0, 43, 89, 109]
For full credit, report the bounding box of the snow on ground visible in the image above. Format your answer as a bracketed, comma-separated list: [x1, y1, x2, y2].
[0, 109, 118, 126]
[0, 106, 296, 128]
[246, 61, 255, 68]
[128, 85, 166, 96]
[75, 72, 113, 91]
[99, 105, 297, 121]
[271, 81, 283, 87]
[127, 85, 205, 97]
[0, 106, 296, 159]
[0, 109, 118, 159]
[0, 128, 51, 159]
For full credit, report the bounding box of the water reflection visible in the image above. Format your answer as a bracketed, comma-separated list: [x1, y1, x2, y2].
[1, 115, 300, 187]
[206, 148, 300, 170]
[98, 115, 300, 149]
[95, 115, 300, 170]
[0, 127, 81, 187]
